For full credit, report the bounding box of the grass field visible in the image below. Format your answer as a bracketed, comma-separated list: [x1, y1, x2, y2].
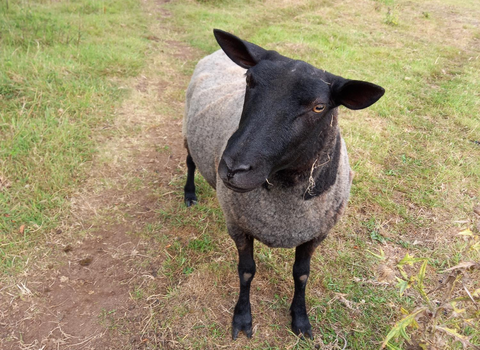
[0, 0, 148, 271]
[1, 0, 479, 349]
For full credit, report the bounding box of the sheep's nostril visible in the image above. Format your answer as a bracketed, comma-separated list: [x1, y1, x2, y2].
[227, 164, 252, 180]
[219, 156, 254, 185]
[233, 164, 252, 173]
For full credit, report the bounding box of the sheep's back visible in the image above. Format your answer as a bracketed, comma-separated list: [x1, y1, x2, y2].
[183, 50, 246, 187]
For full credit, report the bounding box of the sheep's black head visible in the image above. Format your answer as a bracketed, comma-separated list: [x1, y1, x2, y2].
[215, 29, 385, 193]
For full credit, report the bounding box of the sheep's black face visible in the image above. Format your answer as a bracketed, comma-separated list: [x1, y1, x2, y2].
[219, 60, 337, 192]
[214, 29, 385, 193]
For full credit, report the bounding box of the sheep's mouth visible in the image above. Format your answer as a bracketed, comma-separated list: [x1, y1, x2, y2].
[222, 180, 257, 193]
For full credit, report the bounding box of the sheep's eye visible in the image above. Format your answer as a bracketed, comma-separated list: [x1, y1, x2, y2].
[313, 104, 326, 113]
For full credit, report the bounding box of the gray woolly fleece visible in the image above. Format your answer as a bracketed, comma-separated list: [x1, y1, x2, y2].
[183, 50, 353, 248]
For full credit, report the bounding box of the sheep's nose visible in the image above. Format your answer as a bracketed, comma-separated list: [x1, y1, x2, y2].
[218, 155, 265, 193]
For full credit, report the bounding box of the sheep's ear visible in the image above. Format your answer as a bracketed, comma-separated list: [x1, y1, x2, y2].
[213, 29, 266, 69]
[332, 79, 385, 110]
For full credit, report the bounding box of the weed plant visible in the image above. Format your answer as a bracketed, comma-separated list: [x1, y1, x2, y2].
[380, 229, 480, 349]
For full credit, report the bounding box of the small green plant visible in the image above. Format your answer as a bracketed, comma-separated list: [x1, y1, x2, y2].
[385, 7, 399, 26]
[155, 144, 171, 153]
[183, 266, 194, 275]
[188, 233, 214, 252]
[98, 308, 118, 329]
[382, 229, 480, 349]
[364, 218, 387, 244]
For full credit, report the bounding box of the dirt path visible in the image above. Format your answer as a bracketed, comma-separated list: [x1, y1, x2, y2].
[0, 2, 202, 349]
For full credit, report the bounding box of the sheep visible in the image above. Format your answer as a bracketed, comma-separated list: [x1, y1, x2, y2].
[182, 29, 385, 340]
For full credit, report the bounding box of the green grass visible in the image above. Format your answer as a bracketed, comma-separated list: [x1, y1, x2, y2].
[0, 0, 148, 273]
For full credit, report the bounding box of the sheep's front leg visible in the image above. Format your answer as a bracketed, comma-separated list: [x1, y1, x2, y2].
[291, 240, 316, 339]
[232, 234, 256, 340]
[184, 153, 197, 207]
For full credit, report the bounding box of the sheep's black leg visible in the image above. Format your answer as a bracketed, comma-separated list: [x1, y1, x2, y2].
[232, 234, 256, 340]
[291, 240, 316, 339]
[184, 153, 197, 207]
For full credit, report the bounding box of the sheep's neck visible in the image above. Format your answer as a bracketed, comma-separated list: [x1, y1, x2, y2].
[302, 132, 342, 200]
[265, 132, 341, 200]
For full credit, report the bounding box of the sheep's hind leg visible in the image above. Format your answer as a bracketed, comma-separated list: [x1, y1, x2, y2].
[290, 240, 316, 339]
[184, 153, 197, 207]
[232, 234, 256, 340]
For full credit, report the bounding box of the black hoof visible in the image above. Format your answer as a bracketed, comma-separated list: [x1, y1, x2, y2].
[184, 198, 197, 207]
[293, 327, 313, 339]
[232, 324, 252, 340]
[184, 194, 197, 207]
[232, 312, 253, 340]
[291, 310, 313, 339]
[232, 325, 252, 340]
